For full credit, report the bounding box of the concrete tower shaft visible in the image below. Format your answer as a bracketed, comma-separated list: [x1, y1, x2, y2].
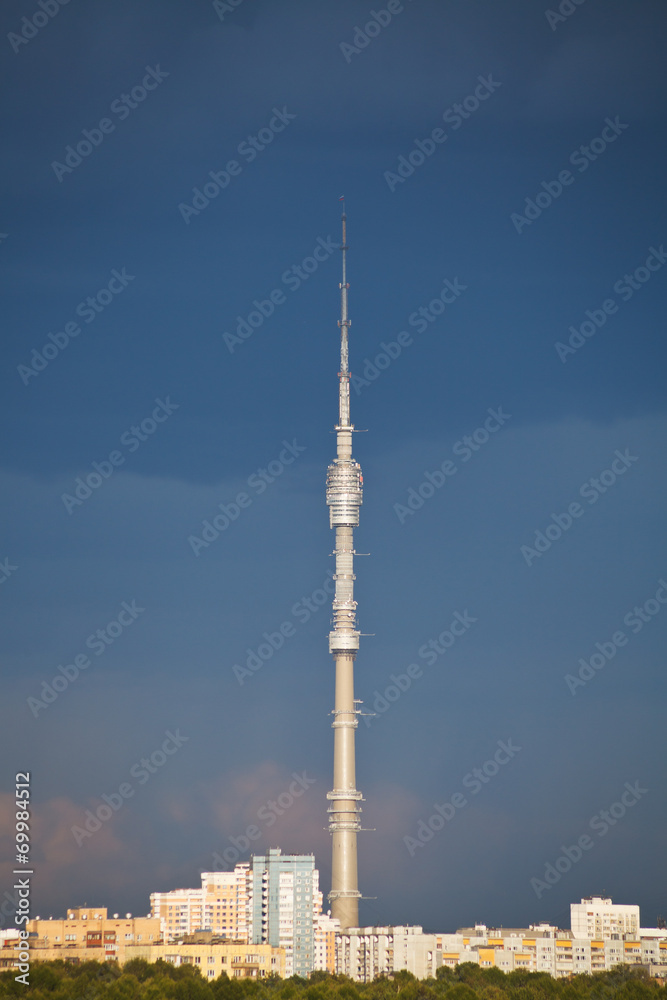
[326, 210, 363, 929]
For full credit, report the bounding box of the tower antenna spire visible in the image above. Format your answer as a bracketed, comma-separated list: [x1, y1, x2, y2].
[338, 201, 350, 421]
[326, 201, 363, 930]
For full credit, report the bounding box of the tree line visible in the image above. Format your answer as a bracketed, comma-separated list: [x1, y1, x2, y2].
[0, 959, 664, 1000]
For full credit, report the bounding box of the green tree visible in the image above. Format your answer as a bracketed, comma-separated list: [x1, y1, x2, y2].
[442, 983, 479, 1000]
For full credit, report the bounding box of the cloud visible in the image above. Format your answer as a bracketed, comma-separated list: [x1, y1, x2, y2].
[0, 790, 130, 919]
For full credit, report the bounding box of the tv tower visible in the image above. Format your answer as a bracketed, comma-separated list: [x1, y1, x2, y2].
[326, 205, 364, 929]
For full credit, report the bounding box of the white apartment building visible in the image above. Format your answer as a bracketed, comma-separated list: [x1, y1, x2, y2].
[438, 919, 667, 979]
[151, 886, 204, 941]
[571, 896, 640, 939]
[202, 870, 250, 942]
[314, 912, 339, 973]
[151, 866, 249, 942]
[336, 926, 439, 982]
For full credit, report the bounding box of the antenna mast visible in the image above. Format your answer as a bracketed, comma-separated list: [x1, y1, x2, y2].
[326, 202, 363, 929]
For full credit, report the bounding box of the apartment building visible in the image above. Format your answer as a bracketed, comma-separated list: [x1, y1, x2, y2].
[151, 867, 250, 942]
[336, 926, 439, 981]
[440, 921, 667, 978]
[151, 852, 331, 977]
[250, 849, 319, 977]
[125, 934, 284, 980]
[571, 896, 640, 939]
[0, 908, 161, 968]
[314, 912, 339, 974]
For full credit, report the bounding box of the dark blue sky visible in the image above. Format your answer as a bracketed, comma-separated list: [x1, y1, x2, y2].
[1, 0, 666, 934]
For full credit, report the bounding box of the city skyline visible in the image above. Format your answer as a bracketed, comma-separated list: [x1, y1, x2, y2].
[5, 882, 663, 952]
[5, 887, 666, 982]
[1, 0, 666, 937]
